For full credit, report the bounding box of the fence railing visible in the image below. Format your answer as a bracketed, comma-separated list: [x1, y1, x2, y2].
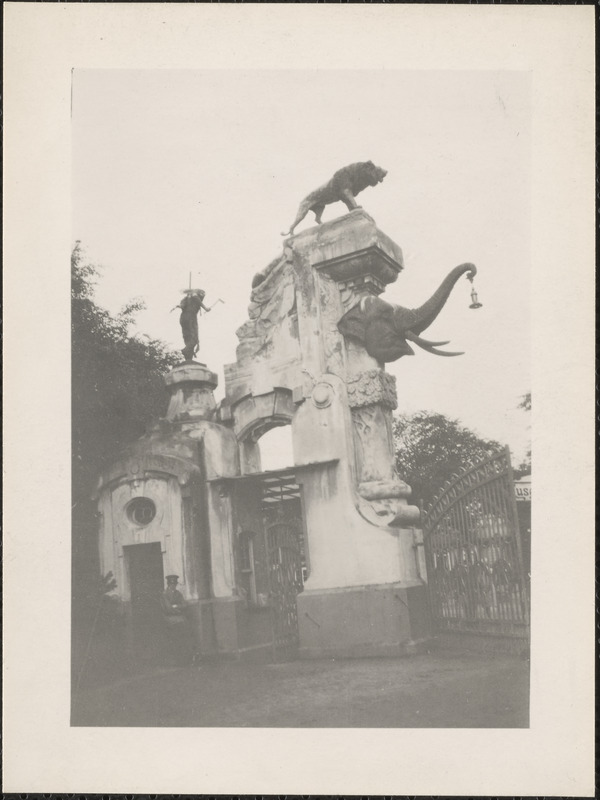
[422, 447, 529, 638]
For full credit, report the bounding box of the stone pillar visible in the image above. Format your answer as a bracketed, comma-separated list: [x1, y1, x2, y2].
[223, 210, 430, 658]
[163, 362, 243, 656]
[287, 208, 419, 527]
[286, 211, 428, 656]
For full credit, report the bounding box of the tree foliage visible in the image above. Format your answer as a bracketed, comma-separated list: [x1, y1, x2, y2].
[513, 392, 532, 478]
[518, 392, 531, 413]
[393, 411, 502, 510]
[72, 242, 179, 594]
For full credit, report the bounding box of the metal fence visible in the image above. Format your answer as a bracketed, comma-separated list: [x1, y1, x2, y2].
[422, 447, 529, 639]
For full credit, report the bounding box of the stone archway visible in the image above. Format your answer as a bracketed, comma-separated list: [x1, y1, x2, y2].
[230, 388, 297, 475]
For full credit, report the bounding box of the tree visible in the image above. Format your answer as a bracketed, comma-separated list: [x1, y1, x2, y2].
[72, 242, 179, 604]
[393, 411, 502, 510]
[513, 392, 532, 478]
[518, 392, 531, 412]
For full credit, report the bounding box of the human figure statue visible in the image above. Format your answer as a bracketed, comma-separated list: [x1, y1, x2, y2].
[160, 574, 199, 666]
[173, 290, 211, 361]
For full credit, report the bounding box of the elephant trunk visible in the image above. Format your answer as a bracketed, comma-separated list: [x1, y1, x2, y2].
[410, 262, 476, 335]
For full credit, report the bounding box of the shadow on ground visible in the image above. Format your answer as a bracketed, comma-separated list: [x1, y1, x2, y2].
[71, 648, 529, 728]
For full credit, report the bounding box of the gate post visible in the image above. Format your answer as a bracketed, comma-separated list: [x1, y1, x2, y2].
[224, 211, 437, 658]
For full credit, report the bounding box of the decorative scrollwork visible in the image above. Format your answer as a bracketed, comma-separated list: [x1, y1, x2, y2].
[423, 448, 511, 530]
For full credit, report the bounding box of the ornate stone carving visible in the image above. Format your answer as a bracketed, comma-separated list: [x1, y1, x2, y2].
[281, 161, 388, 237]
[235, 251, 297, 364]
[338, 281, 363, 312]
[351, 405, 382, 482]
[317, 273, 346, 378]
[351, 406, 420, 526]
[346, 369, 397, 410]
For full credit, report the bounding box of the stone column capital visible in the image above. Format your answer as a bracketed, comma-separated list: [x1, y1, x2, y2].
[346, 369, 398, 410]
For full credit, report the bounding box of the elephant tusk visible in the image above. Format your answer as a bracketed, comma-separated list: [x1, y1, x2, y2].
[425, 347, 464, 357]
[405, 331, 451, 347]
[409, 335, 464, 357]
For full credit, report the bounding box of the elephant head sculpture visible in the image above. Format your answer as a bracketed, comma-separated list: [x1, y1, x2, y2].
[337, 263, 477, 362]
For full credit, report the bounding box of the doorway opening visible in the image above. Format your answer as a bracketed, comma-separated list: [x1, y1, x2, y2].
[126, 542, 164, 613]
[124, 542, 165, 663]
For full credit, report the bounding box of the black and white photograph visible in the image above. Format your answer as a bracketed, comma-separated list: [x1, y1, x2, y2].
[70, 68, 532, 729]
[3, 4, 595, 796]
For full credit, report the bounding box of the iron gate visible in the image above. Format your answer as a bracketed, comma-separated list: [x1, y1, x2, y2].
[422, 447, 529, 638]
[265, 521, 304, 658]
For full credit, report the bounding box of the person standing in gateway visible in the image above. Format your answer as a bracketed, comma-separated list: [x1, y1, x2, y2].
[160, 575, 199, 666]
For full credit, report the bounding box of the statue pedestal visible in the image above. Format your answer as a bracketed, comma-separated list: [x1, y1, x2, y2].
[310, 207, 404, 292]
[165, 362, 218, 422]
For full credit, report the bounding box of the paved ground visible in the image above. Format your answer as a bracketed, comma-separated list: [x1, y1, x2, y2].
[72, 647, 529, 728]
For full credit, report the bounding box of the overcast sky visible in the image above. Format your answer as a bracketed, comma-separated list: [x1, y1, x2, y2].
[72, 69, 531, 464]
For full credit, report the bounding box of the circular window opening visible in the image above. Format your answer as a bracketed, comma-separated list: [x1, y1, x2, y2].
[127, 497, 156, 526]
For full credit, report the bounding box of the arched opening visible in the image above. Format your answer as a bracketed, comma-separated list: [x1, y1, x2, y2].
[258, 424, 294, 472]
[231, 388, 297, 476]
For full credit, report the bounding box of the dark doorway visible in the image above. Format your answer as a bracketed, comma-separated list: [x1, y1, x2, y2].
[125, 542, 165, 664]
[127, 542, 164, 613]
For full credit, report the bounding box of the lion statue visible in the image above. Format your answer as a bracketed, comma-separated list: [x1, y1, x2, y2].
[281, 161, 388, 237]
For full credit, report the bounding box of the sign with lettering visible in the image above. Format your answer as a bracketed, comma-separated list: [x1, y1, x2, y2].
[514, 480, 531, 502]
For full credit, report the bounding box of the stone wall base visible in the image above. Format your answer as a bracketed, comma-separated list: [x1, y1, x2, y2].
[193, 597, 273, 659]
[297, 582, 431, 659]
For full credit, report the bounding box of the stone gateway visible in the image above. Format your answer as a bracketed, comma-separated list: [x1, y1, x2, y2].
[96, 206, 473, 662]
